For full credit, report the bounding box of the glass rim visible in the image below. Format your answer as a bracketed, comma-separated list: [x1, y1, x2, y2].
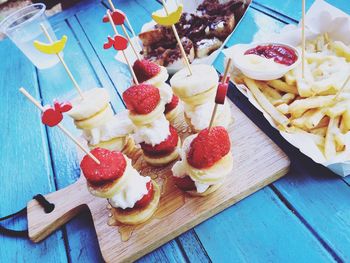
[0, 3, 46, 33]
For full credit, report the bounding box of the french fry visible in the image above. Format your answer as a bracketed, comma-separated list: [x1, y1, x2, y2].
[329, 40, 350, 62]
[310, 126, 327, 137]
[303, 108, 325, 129]
[339, 116, 348, 134]
[325, 101, 348, 118]
[244, 77, 290, 127]
[343, 106, 350, 130]
[290, 109, 320, 129]
[288, 95, 335, 118]
[267, 79, 299, 94]
[258, 81, 282, 100]
[284, 70, 296, 85]
[276, 103, 289, 114]
[324, 117, 340, 160]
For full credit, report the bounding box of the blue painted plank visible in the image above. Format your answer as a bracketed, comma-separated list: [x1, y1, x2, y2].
[195, 188, 335, 263]
[0, 39, 68, 262]
[254, 0, 350, 22]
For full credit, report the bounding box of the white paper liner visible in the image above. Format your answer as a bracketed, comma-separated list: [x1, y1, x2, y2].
[223, 0, 350, 177]
[115, 0, 251, 74]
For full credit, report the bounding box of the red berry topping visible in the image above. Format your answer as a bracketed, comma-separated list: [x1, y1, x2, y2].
[141, 126, 178, 156]
[187, 127, 231, 169]
[134, 181, 154, 208]
[215, 83, 228, 104]
[123, 84, 160, 114]
[80, 148, 126, 184]
[164, 95, 179, 114]
[133, 59, 161, 83]
[173, 176, 196, 191]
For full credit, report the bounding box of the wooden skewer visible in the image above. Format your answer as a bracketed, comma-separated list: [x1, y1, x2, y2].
[19, 87, 100, 165]
[107, 0, 141, 60]
[333, 75, 350, 101]
[208, 58, 232, 131]
[301, 0, 306, 79]
[106, 10, 139, 85]
[40, 24, 84, 99]
[160, 0, 192, 76]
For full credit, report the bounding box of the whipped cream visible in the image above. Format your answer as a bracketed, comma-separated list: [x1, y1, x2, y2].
[133, 115, 170, 146]
[83, 110, 134, 145]
[185, 101, 231, 130]
[158, 82, 173, 104]
[108, 159, 151, 209]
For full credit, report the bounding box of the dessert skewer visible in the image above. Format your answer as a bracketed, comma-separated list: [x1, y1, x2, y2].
[19, 87, 100, 164]
[34, 24, 84, 99]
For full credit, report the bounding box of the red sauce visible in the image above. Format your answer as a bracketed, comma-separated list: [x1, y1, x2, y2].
[244, 44, 297, 66]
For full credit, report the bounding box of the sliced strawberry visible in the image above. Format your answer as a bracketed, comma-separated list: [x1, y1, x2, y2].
[80, 148, 126, 184]
[164, 95, 179, 114]
[141, 126, 178, 156]
[133, 59, 161, 83]
[187, 126, 231, 169]
[134, 181, 154, 208]
[174, 176, 196, 191]
[215, 83, 228, 104]
[123, 84, 160, 114]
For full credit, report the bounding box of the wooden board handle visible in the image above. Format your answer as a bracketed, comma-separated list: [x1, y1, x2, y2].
[27, 177, 92, 242]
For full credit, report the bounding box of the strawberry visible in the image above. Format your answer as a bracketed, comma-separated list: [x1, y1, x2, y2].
[80, 148, 126, 184]
[174, 176, 196, 191]
[187, 126, 231, 169]
[141, 126, 178, 156]
[123, 84, 160, 114]
[133, 59, 161, 83]
[134, 181, 154, 208]
[164, 95, 179, 114]
[215, 83, 228, 104]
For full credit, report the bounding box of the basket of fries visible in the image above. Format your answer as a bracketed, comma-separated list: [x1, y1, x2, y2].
[224, 0, 350, 177]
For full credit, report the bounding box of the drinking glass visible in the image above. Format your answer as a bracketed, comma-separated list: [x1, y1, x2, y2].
[0, 3, 61, 69]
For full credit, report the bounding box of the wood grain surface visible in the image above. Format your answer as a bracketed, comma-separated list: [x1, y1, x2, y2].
[27, 99, 290, 262]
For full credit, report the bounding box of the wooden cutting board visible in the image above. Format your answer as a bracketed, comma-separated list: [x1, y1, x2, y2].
[26, 99, 290, 262]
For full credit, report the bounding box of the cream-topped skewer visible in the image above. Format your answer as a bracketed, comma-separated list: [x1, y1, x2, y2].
[34, 24, 84, 99]
[19, 87, 100, 164]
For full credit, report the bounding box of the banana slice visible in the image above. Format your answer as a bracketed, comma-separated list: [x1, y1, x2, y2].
[144, 66, 169, 87]
[88, 136, 126, 152]
[74, 105, 114, 129]
[143, 139, 181, 167]
[170, 64, 219, 98]
[187, 182, 223, 197]
[111, 180, 160, 225]
[181, 86, 216, 106]
[129, 102, 165, 126]
[68, 88, 111, 120]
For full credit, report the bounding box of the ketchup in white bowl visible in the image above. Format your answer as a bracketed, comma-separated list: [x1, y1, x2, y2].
[227, 43, 300, 81]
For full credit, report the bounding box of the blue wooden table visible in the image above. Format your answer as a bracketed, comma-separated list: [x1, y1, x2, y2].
[1, 0, 350, 262]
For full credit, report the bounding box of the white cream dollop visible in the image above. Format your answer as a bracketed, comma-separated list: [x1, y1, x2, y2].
[185, 101, 232, 130]
[108, 159, 151, 209]
[158, 82, 173, 104]
[133, 115, 170, 146]
[83, 110, 134, 145]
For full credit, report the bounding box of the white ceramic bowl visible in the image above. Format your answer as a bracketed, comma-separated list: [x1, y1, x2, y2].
[229, 42, 301, 81]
